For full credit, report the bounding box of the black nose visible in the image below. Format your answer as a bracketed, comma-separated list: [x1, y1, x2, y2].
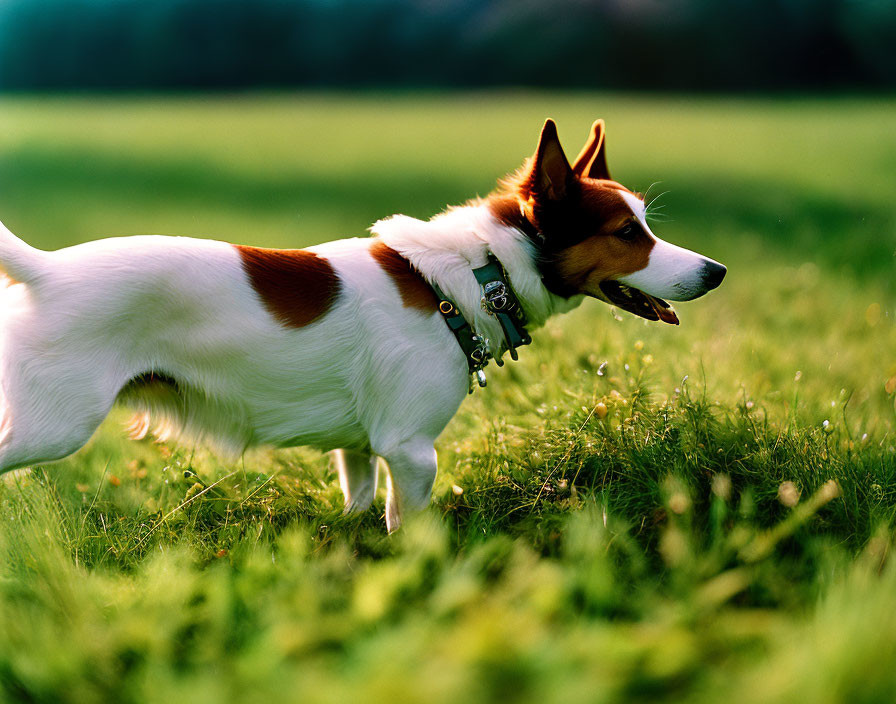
[701, 261, 727, 290]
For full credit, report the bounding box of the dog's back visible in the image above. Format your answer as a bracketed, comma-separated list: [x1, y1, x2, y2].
[0, 228, 465, 471]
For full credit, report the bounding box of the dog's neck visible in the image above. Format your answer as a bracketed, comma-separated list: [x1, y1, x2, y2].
[371, 202, 583, 358]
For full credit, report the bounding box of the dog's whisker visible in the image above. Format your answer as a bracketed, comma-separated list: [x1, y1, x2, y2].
[643, 181, 663, 202]
[646, 189, 671, 209]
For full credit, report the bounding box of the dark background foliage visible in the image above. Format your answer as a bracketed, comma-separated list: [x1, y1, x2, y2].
[0, 0, 893, 91]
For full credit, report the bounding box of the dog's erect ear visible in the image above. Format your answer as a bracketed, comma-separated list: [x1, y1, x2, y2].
[572, 119, 611, 181]
[529, 119, 573, 202]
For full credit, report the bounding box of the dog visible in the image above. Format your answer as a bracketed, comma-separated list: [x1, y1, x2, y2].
[0, 119, 724, 530]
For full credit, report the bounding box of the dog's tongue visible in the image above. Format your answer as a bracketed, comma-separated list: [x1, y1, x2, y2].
[646, 294, 679, 325]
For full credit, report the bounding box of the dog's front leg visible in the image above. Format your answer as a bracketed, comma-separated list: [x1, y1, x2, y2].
[377, 436, 438, 533]
[332, 448, 378, 513]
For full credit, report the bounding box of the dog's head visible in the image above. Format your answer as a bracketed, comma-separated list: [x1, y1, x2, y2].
[490, 119, 725, 324]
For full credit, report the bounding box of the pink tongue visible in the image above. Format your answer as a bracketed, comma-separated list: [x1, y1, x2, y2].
[647, 295, 679, 325]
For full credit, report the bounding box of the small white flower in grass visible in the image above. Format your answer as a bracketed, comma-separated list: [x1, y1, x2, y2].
[669, 493, 690, 515]
[822, 419, 834, 434]
[711, 474, 731, 501]
[451, 484, 463, 496]
[794, 371, 802, 382]
[777, 481, 800, 507]
[819, 480, 840, 501]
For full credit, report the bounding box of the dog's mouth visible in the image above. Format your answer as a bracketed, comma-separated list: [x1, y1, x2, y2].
[598, 281, 679, 325]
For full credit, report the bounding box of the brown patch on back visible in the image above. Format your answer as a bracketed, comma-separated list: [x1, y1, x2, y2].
[236, 245, 341, 328]
[369, 240, 439, 313]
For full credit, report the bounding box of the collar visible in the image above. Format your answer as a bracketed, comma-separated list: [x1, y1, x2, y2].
[432, 253, 531, 392]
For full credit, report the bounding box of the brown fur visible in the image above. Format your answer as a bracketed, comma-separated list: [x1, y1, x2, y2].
[553, 231, 653, 295]
[543, 186, 654, 295]
[369, 240, 439, 313]
[235, 245, 342, 328]
[485, 192, 538, 240]
[572, 119, 611, 180]
[487, 177, 652, 298]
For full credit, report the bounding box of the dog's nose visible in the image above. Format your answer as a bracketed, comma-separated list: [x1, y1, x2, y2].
[701, 261, 727, 290]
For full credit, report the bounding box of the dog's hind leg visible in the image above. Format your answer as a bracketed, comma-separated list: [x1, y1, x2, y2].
[0, 406, 111, 474]
[333, 448, 378, 513]
[0, 369, 118, 474]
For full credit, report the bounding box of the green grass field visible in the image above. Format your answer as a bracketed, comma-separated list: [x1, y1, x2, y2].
[0, 92, 894, 703]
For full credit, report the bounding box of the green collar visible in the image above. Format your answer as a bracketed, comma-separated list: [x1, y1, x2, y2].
[432, 254, 531, 392]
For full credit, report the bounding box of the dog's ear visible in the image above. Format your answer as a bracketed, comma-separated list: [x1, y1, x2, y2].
[527, 118, 573, 202]
[572, 119, 611, 181]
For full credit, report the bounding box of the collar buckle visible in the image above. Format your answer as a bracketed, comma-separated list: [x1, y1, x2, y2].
[473, 254, 532, 361]
[483, 280, 513, 313]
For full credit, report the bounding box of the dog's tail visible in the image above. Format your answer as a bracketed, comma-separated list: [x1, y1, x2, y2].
[0, 219, 46, 284]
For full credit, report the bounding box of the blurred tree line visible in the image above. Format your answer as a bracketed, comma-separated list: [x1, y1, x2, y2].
[0, 0, 893, 91]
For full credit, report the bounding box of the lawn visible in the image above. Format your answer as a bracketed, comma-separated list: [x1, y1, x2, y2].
[0, 92, 894, 703]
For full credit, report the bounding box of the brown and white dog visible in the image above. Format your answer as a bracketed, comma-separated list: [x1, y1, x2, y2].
[0, 119, 724, 530]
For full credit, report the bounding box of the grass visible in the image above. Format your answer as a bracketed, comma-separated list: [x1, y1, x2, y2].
[0, 92, 894, 703]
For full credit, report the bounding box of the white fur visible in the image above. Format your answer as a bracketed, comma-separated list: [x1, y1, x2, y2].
[0, 204, 579, 531]
[371, 204, 583, 356]
[616, 191, 721, 301]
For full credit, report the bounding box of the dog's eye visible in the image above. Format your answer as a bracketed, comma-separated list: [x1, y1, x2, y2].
[616, 224, 637, 242]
